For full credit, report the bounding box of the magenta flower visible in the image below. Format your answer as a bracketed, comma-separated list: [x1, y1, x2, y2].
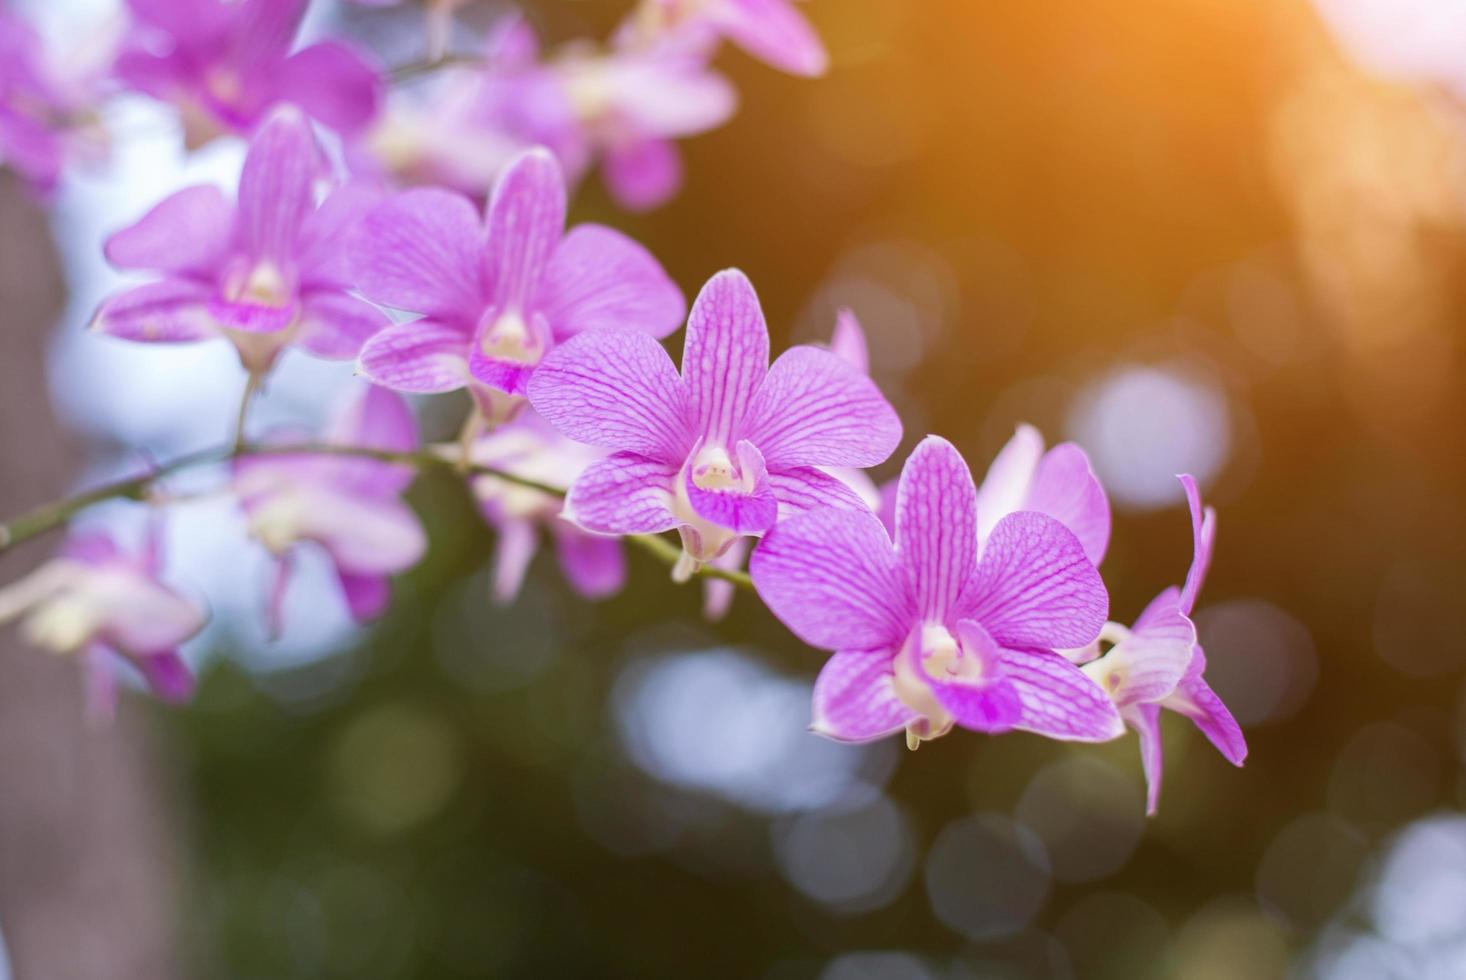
[621, 0, 830, 78]
[0, 9, 108, 192]
[750, 435, 1121, 748]
[975, 423, 1111, 567]
[1076, 476, 1246, 814]
[93, 108, 389, 378]
[352, 147, 686, 423]
[234, 384, 427, 635]
[0, 524, 204, 720]
[528, 269, 901, 577]
[465, 410, 626, 603]
[114, 0, 382, 147]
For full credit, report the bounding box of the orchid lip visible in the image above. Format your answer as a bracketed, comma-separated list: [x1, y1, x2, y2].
[893, 623, 986, 745]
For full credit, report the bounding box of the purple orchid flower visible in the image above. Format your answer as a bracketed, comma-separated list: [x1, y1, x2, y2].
[351, 147, 686, 424]
[0, 9, 109, 193]
[234, 384, 427, 635]
[466, 410, 626, 603]
[749, 435, 1122, 749]
[0, 522, 204, 720]
[702, 307, 877, 621]
[620, 0, 830, 78]
[1075, 475, 1247, 814]
[93, 108, 390, 380]
[528, 269, 902, 578]
[114, 0, 383, 148]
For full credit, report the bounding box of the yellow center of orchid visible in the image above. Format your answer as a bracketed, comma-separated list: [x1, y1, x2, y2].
[478, 311, 542, 364]
[247, 490, 311, 556]
[893, 624, 988, 749]
[24, 592, 103, 654]
[227, 261, 292, 309]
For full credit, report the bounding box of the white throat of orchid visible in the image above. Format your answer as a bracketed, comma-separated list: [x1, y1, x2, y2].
[0, 562, 134, 655]
[225, 260, 292, 310]
[246, 488, 313, 557]
[1080, 620, 1134, 698]
[669, 443, 752, 580]
[478, 310, 543, 365]
[893, 624, 987, 750]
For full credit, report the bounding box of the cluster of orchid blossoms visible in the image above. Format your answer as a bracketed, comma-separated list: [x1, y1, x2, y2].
[0, 0, 1246, 817]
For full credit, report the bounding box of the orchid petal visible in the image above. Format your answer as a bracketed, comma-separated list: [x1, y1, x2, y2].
[829, 308, 869, 375]
[1127, 703, 1165, 815]
[278, 41, 383, 135]
[236, 108, 323, 263]
[894, 436, 979, 623]
[810, 647, 916, 742]
[741, 345, 901, 469]
[702, 537, 748, 621]
[357, 319, 470, 393]
[563, 452, 680, 535]
[766, 466, 869, 517]
[332, 384, 417, 454]
[1026, 443, 1111, 566]
[295, 291, 389, 360]
[351, 188, 485, 323]
[139, 649, 196, 703]
[528, 328, 692, 462]
[551, 524, 626, 600]
[491, 518, 538, 604]
[750, 506, 911, 652]
[998, 646, 1125, 742]
[960, 511, 1107, 650]
[266, 554, 291, 639]
[338, 571, 390, 622]
[484, 148, 566, 310]
[310, 495, 427, 575]
[104, 185, 233, 276]
[537, 224, 685, 340]
[1177, 474, 1216, 616]
[720, 0, 830, 76]
[1165, 647, 1247, 766]
[602, 137, 683, 212]
[974, 424, 1043, 539]
[682, 269, 768, 446]
[295, 181, 383, 288]
[91, 280, 218, 343]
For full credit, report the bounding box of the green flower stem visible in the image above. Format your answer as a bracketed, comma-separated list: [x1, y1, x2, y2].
[0, 443, 755, 592]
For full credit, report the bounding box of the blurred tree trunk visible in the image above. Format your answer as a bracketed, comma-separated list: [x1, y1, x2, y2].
[0, 175, 183, 979]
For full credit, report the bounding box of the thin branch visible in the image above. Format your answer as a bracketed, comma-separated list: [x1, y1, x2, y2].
[388, 53, 485, 84]
[0, 442, 757, 593]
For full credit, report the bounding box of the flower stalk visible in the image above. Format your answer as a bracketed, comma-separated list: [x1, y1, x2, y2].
[0, 442, 753, 591]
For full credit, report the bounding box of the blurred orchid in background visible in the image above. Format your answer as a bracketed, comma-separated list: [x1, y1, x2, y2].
[751, 435, 1121, 748]
[234, 384, 427, 636]
[529, 269, 901, 577]
[353, 147, 685, 425]
[465, 410, 626, 603]
[0, 523, 204, 720]
[114, 0, 383, 148]
[618, 0, 830, 78]
[92, 108, 388, 390]
[1074, 475, 1247, 814]
[0, 8, 110, 194]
